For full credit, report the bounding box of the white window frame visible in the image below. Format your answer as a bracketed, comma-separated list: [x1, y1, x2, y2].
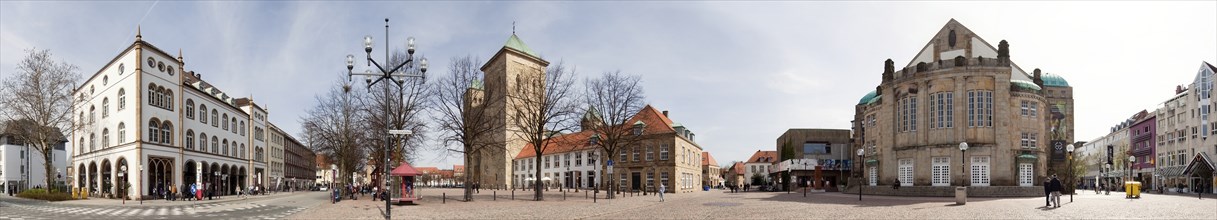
[1018, 163, 1033, 186]
[970, 156, 990, 186]
[868, 166, 878, 186]
[932, 157, 950, 186]
[898, 158, 913, 186]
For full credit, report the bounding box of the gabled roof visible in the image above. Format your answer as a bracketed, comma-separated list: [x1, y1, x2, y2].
[746, 150, 778, 163]
[903, 19, 1036, 83]
[732, 162, 745, 175]
[415, 167, 440, 174]
[390, 161, 420, 176]
[702, 152, 718, 166]
[625, 105, 676, 134]
[515, 130, 600, 159]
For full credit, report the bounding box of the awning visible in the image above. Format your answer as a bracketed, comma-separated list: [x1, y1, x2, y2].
[1181, 152, 1216, 176]
[1157, 166, 1185, 177]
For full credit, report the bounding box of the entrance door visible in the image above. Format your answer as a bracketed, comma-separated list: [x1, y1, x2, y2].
[631, 172, 641, 191]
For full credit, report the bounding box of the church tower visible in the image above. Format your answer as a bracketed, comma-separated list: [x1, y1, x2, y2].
[473, 33, 549, 188]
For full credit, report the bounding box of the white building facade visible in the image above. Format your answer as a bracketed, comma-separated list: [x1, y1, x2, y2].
[0, 135, 68, 193]
[70, 32, 274, 199]
[513, 146, 605, 190]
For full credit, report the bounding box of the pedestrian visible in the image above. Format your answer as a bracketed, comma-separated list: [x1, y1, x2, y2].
[1043, 178, 1052, 207]
[658, 183, 666, 202]
[1050, 174, 1063, 208]
[170, 184, 177, 201]
[893, 179, 901, 190]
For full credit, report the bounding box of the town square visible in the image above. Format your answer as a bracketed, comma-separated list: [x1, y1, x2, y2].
[1, 1, 1215, 219]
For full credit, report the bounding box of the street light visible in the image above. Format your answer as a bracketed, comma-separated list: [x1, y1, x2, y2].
[348, 18, 427, 220]
[119, 165, 127, 204]
[1128, 155, 1135, 185]
[856, 148, 864, 201]
[1104, 163, 1111, 195]
[959, 142, 969, 187]
[1066, 144, 1075, 202]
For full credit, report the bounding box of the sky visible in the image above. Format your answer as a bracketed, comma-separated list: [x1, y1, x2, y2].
[2, 1, 1215, 169]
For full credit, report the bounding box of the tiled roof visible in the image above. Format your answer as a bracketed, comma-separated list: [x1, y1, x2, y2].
[732, 162, 745, 175]
[515, 130, 599, 159]
[415, 167, 440, 174]
[517, 104, 682, 159]
[747, 150, 778, 163]
[702, 152, 718, 166]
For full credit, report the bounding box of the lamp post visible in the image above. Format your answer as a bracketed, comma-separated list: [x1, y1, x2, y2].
[1066, 144, 1075, 202]
[1128, 155, 1135, 186]
[119, 165, 127, 204]
[212, 171, 218, 200]
[786, 165, 791, 194]
[348, 18, 427, 220]
[139, 165, 144, 204]
[857, 148, 864, 201]
[1104, 164, 1111, 195]
[959, 142, 969, 187]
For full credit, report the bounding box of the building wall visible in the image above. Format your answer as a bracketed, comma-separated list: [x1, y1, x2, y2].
[853, 21, 1067, 188]
[612, 133, 703, 193]
[0, 142, 67, 193]
[473, 44, 548, 189]
[512, 148, 604, 189]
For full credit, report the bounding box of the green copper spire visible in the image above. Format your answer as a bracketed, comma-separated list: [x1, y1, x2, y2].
[504, 34, 540, 58]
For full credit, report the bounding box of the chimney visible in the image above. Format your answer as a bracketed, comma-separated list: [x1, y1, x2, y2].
[662, 110, 669, 117]
[1177, 85, 1184, 94]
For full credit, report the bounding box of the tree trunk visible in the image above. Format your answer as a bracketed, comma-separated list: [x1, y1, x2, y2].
[464, 154, 473, 201]
[535, 158, 543, 201]
[41, 141, 54, 191]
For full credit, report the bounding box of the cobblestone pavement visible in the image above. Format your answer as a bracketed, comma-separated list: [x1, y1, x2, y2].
[0, 191, 319, 220]
[288, 188, 1217, 219]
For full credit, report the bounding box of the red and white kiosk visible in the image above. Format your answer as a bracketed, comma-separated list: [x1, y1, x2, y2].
[389, 161, 420, 204]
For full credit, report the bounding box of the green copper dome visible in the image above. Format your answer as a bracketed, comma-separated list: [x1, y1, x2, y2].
[1011, 80, 1042, 91]
[1042, 73, 1069, 87]
[858, 90, 878, 105]
[504, 34, 540, 58]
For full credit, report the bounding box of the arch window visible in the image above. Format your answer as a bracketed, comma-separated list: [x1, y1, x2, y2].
[160, 121, 173, 145]
[222, 114, 229, 130]
[117, 122, 125, 143]
[199, 133, 208, 152]
[165, 90, 173, 110]
[186, 99, 195, 119]
[239, 121, 245, 136]
[186, 130, 195, 150]
[211, 136, 219, 153]
[117, 88, 126, 110]
[230, 118, 237, 134]
[89, 133, 95, 152]
[211, 110, 218, 127]
[200, 105, 208, 123]
[89, 105, 95, 123]
[102, 98, 109, 118]
[79, 137, 85, 154]
[148, 118, 161, 143]
[148, 84, 157, 107]
[240, 144, 246, 159]
[222, 140, 229, 156]
[102, 128, 110, 148]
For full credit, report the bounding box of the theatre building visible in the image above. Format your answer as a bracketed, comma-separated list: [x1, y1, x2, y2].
[852, 19, 1074, 190]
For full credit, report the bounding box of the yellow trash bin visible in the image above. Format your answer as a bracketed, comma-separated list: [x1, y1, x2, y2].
[1125, 181, 1141, 198]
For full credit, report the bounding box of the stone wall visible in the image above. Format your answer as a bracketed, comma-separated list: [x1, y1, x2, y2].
[841, 185, 1043, 197]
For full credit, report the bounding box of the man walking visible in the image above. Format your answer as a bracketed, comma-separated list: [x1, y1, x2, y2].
[1050, 174, 1063, 208]
[658, 184, 666, 202]
[1043, 178, 1052, 207]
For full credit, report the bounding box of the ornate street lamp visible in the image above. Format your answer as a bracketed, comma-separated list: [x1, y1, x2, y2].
[1128, 155, 1135, 185]
[347, 18, 427, 220]
[1066, 144, 1075, 202]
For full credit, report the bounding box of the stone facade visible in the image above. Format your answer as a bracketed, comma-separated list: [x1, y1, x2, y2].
[775, 129, 853, 190]
[467, 34, 549, 189]
[852, 19, 1073, 189]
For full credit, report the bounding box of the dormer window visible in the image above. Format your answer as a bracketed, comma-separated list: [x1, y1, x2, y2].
[633, 121, 646, 136]
[590, 134, 600, 145]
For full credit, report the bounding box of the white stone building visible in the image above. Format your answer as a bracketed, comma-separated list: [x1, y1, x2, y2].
[0, 128, 68, 193]
[70, 31, 276, 199]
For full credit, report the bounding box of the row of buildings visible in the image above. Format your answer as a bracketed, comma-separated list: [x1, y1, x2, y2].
[64, 30, 317, 199]
[1080, 62, 1217, 194]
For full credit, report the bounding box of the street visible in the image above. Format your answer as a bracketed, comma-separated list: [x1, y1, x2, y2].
[0, 191, 327, 220]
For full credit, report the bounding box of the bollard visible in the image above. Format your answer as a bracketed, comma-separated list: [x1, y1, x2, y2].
[594, 191, 597, 203]
[585, 191, 588, 199]
[512, 190, 515, 200]
[564, 191, 567, 200]
[494, 191, 497, 201]
[443, 192, 446, 204]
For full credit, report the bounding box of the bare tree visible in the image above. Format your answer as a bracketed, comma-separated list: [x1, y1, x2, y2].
[512, 62, 582, 201]
[0, 48, 81, 190]
[583, 71, 646, 199]
[360, 51, 429, 190]
[430, 55, 507, 201]
[300, 73, 367, 192]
